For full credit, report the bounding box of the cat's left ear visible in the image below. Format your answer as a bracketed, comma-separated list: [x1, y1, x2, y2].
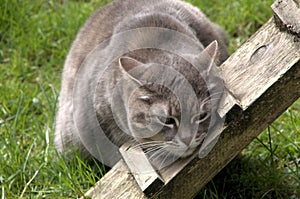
[118, 57, 144, 85]
[199, 40, 220, 73]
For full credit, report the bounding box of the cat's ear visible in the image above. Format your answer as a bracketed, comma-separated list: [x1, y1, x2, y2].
[197, 41, 224, 94]
[119, 57, 143, 72]
[204, 40, 219, 61]
[199, 40, 220, 73]
[118, 57, 143, 85]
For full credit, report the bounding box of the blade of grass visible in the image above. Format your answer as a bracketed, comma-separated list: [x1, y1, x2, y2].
[19, 164, 44, 199]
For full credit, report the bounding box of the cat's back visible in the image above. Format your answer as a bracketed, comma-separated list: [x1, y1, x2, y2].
[64, 0, 225, 72]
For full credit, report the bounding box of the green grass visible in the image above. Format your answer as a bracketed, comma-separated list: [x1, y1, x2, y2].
[0, 0, 299, 198]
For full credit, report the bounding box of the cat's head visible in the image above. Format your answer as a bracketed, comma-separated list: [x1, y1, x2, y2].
[116, 41, 223, 163]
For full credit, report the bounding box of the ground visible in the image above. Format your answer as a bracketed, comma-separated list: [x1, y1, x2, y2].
[0, 0, 299, 198]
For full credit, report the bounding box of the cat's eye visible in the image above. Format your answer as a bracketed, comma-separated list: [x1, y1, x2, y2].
[155, 115, 179, 128]
[165, 117, 175, 125]
[191, 112, 210, 124]
[138, 95, 151, 104]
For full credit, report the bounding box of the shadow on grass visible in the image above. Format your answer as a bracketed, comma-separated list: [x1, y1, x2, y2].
[196, 155, 299, 199]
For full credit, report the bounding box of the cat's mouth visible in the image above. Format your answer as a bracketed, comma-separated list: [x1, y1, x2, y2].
[136, 137, 197, 158]
[134, 137, 198, 170]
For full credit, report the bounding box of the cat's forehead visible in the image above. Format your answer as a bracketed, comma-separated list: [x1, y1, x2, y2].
[140, 74, 209, 100]
[142, 83, 173, 96]
[137, 84, 206, 110]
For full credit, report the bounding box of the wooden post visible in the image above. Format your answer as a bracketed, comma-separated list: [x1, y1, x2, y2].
[83, 0, 300, 198]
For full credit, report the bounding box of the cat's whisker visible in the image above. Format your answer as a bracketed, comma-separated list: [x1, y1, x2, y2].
[144, 145, 164, 154]
[133, 145, 164, 154]
[200, 96, 222, 108]
[131, 140, 165, 149]
[150, 152, 169, 169]
[158, 150, 173, 169]
[201, 91, 224, 101]
[208, 91, 224, 97]
[114, 133, 135, 145]
[145, 147, 161, 155]
[143, 143, 163, 150]
[148, 146, 168, 161]
[141, 144, 164, 151]
[150, 141, 176, 157]
[171, 153, 178, 162]
[206, 97, 223, 102]
[201, 92, 223, 104]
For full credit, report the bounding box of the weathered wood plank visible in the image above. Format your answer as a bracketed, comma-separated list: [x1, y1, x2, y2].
[84, 160, 147, 199]
[83, 7, 300, 199]
[119, 142, 164, 193]
[119, 141, 199, 194]
[272, 0, 300, 36]
[220, 18, 300, 110]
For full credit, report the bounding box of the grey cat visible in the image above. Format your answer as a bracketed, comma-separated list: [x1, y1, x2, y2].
[55, 0, 229, 167]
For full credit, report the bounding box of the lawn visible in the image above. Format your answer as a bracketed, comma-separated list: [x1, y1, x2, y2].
[0, 0, 299, 198]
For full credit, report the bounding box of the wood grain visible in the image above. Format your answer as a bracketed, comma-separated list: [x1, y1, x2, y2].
[272, 0, 300, 36]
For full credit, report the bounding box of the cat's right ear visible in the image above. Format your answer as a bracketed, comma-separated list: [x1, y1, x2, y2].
[119, 57, 143, 72]
[118, 57, 143, 85]
[201, 40, 219, 72]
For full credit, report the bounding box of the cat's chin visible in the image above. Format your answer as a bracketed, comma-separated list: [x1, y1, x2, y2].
[161, 145, 197, 159]
[173, 147, 197, 158]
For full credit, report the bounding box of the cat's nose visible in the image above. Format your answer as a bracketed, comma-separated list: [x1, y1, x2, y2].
[180, 136, 192, 146]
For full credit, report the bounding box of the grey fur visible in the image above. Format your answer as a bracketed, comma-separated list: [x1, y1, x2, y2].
[55, 0, 229, 162]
